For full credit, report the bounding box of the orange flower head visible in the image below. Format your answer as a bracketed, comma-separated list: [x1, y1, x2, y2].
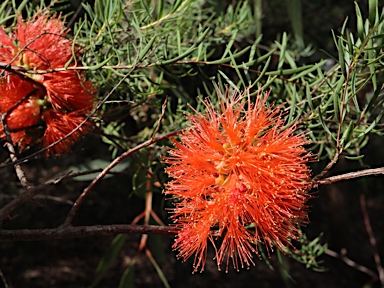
[0, 11, 95, 155]
[42, 110, 89, 156]
[0, 28, 16, 61]
[164, 88, 313, 273]
[0, 75, 42, 149]
[16, 12, 72, 69]
[42, 70, 95, 111]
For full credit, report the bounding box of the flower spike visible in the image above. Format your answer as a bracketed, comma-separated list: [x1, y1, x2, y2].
[0, 10, 95, 155]
[164, 87, 313, 273]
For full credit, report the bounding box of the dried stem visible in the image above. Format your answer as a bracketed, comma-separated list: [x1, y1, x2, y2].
[360, 194, 384, 286]
[0, 89, 41, 188]
[0, 268, 9, 288]
[0, 224, 179, 242]
[62, 129, 181, 226]
[315, 167, 384, 186]
[325, 248, 378, 279]
[313, 150, 341, 181]
[0, 174, 68, 223]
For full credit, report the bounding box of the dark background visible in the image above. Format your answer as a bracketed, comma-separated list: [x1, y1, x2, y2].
[1, 0, 383, 287]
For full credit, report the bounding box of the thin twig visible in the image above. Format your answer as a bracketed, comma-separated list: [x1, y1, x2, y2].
[360, 194, 384, 286]
[62, 129, 181, 226]
[0, 32, 146, 167]
[0, 268, 9, 288]
[313, 150, 341, 181]
[35, 195, 74, 205]
[0, 173, 69, 223]
[0, 224, 178, 241]
[0, 59, 307, 88]
[66, 0, 87, 28]
[337, 68, 351, 149]
[315, 167, 384, 186]
[0, 89, 42, 188]
[325, 248, 378, 279]
[151, 98, 167, 140]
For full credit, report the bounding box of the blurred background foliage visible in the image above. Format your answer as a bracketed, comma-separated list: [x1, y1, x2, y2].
[0, 0, 383, 287]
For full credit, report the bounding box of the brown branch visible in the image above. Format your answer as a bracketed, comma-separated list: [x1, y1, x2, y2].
[0, 268, 9, 288]
[313, 150, 341, 181]
[325, 248, 378, 279]
[62, 129, 181, 226]
[0, 58, 308, 88]
[315, 167, 384, 186]
[0, 89, 43, 188]
[0, 224, 178, 242]
[360, 194, 384, 286]
[0, 184, 49, 224]
[0, 173, 69, 223]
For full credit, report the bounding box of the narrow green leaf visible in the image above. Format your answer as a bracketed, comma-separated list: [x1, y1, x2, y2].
[91, 235, 128, 288]
[253, 56, 271, 85]
[340, 16, 349, 35]
[156, 28, 210, 65]
[14, 0, 28, 15]
[248, 35, 262, 63]
[337, 38, 347, 76]
[355, 3, 364, 40]
[138, 36, 157, 62]
[157, 0, 164, 19]
[306, 84, 314, 111]
[147, 252, 170, 288]
[88, 55, 114, 70]
[229, 50, 245, 88]
[289, 60, 327, 81]
[222, 29, 238, 58]
[218, 70, 240, 92]
[345, 155, 365, 160]
[208, 47, 251, 65]
[340, 122, 354, 148]
[285, 0, 304, 48]
[260, 75, 278, 90]
[286, 84, 297, 124]
[356, 109, 384, 139]
[258, 243, 274, 270]
[277, 32, 287, 71]
[317, 106, 333, 138]
[368, 0, 378, 25]
[118, 261, 136, 288]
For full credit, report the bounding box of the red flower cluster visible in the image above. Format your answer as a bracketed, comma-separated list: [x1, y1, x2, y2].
[164, 88, 313, 273]
[0, 11, 95, 155]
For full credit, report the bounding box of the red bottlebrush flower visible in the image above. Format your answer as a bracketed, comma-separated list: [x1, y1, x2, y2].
[42, 70, 95, 111]
[0, 11, 94, 111]
[0, 75, 35, 112]
[0, 28, 16, 61]
[164, 88, 313, 273]
[0, 75, 41, 149]
[16, 12, 72, 69]
[0, 11, 95, 155]
[42, 110, 89, 155]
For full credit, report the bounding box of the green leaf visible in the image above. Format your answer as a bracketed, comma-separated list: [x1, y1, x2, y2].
[138, 36, 157, 63]
[355, 3, 364, 40]
[91, 234, 128, 288]
[69, 158, 131, 181]
[368, 0, 378, 26]
[147, 251, 170, 288]
[118, 261, 136, 288]
[317, 106, 333, 139]
[344, 154, 365, 160]
[14, 0, 29, 15]
[337, 37, 347, 76]
[340, 122, 355, 148]
[156, 27, 211, 65]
